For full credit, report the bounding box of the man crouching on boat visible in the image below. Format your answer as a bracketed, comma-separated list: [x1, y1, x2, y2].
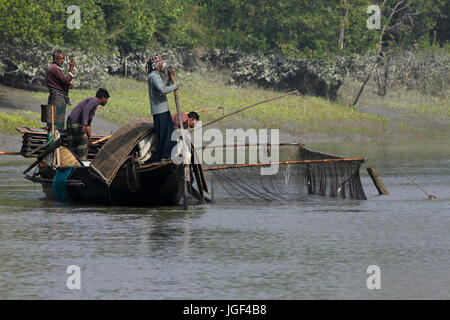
[66, 88, 110, 160]
[172, 111, 200, 129]
[146, 54, 178, 162]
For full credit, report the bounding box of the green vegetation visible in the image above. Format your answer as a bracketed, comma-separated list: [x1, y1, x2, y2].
[2, 1, 448, 141]
[0, 110, 41, 134]
[0, 0, 188, 52]
[30, 72, 450, 141]
[1, 0, 448, 56]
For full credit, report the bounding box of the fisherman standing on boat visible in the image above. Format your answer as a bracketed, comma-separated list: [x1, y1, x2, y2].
[172, 111, 200, 129]
[66, 89, 110, 160]
[147, 55, 178, 162]
[46, 50, 75, 129]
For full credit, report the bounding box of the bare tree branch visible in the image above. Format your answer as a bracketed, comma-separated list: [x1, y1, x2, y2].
[105, 27, 127, 40]
[352, 0, 410, 106]
[395, 2, 413, 14]
[384, 23, 403, 31]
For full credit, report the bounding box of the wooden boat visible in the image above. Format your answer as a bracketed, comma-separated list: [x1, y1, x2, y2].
[16, 122, 368, 205]
[17, 122, 208, 207]
[11, 93, 370, 207]
[26, 161, 185, 206]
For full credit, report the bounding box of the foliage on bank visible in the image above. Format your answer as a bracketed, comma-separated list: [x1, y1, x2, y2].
[0, 0, 448, 56]
[0, 45, 347, 99]
[31, 73, 410, 142]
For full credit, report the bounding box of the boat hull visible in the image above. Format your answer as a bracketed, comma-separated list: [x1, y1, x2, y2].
[32, 163, 184, 207]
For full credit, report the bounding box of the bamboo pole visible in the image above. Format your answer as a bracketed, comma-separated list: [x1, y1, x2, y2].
[367, 166, 389, 195]
[0, 151, 21, 155]
[170, 70, 190, 210]
[197, 90, 298, 129]
[401, 172, 436, 200]
[191, 144, 209, 193]
[194, 106, 223, 113]
[51, 105, 58, 166]
[92, 135, 112, 145]
[51, 105, 55, 137]
[56, 142, 61, 165]
[203, 158, 366, 171]
[201, 142, 305, 149]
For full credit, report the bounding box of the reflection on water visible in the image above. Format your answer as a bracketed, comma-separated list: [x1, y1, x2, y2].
[0, 140, 449, 299]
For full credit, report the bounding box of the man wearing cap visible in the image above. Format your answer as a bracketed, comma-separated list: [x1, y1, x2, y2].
[147, 54, 178, 162]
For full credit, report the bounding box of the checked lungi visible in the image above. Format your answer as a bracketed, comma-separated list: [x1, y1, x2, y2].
[66, 117, 88, 160]
[47, 90, 70, 129]
[149, 111, 177, 162]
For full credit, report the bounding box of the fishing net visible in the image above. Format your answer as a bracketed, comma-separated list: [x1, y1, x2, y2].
[202, 144, 367, 201]
[91, 119, 154, 185]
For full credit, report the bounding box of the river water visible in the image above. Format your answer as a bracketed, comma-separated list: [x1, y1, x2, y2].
[0, 140, 449, 299]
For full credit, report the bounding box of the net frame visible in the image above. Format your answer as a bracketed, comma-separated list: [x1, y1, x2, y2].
[201, 144, 367, 201]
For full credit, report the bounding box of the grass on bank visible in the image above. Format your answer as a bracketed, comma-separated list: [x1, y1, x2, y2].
[29, 71, 449, 141]
[0, 110, 41, 135]
[32, 72, 391, 141]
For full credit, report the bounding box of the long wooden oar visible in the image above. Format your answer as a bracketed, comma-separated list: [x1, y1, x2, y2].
[170, 70, 190, 210]
[198, 90, 298, 129]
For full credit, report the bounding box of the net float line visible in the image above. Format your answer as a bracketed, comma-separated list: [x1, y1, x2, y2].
[203, 158, 366, 172]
